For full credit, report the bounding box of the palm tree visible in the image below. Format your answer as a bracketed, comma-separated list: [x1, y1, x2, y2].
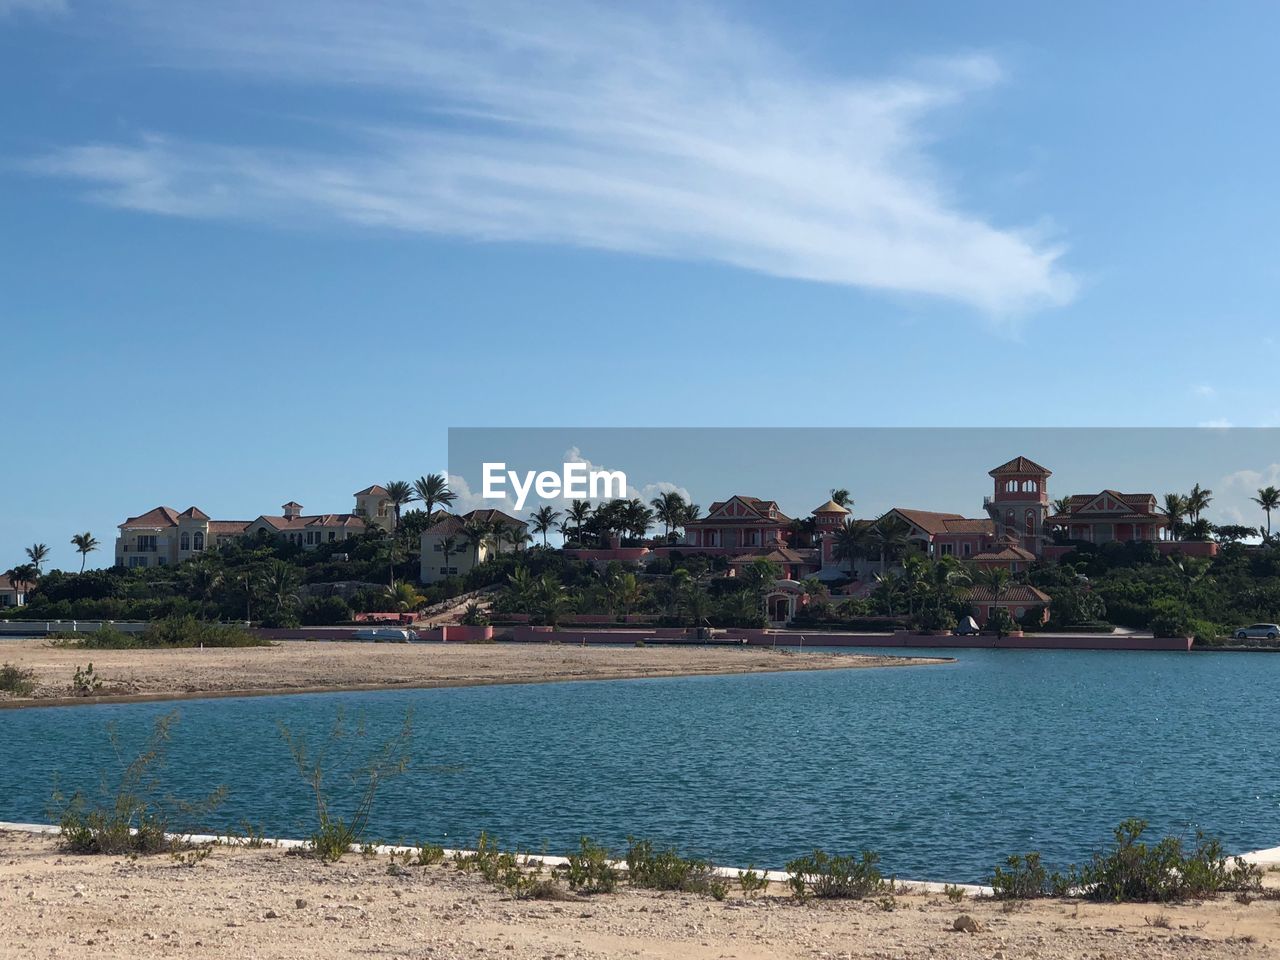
[5, 563, 38, 593]
[413, 473, 457, 519]
[70, 532, 99, 573]
[262, 560, 300, 617]
[830, 518, 869, 583]
[566, 500, 592, 545]
[1051, 497, 1072, 517]
[383, 480, 414, 531]
[529, 505, 561, 547]
[1254, 486, 1280, 540]
[982, 566, 1011, 637]
[500, 523, 530, 555]
[650, 491, 688, 539]
[533, 574, 572, 628]
[380, 537, 405, 587]
[872, 570, 904, 616]
[439, 535, 460, 577]
[384, 581, 425, 613]
[871, 515, 912, 574]
[1161, 493, 1188, 542]
[622, 499, 654, 540]
[25, 543, 49, 573]
[461, 518, 492, 567]
[829, 488, 853, 509]
[1186, 483, 1213, 523]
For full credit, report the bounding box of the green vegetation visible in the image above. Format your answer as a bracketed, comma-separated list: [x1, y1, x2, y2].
[988, 820, 1263, 902]
[54, 711, 225, 855]
[785, 849, 887, 900]
[52, 617, 267, 650]
[565, 836, 619, 893]
[280, 708, 413, 862]
[0, 662, 36, 696]
[625, 838, 729, 899]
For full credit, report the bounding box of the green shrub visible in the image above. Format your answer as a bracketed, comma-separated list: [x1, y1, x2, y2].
[626, 838, 726, 898]
[991, 852, 1049, 900]
[280, 708, 413, 863]
[738, 865, 770, 897]
[785, 849, 885, 900]
[54, 711, 224, 855]
[0, 662, 35, 696]
[565, 837, 618, 894]
[1079, 819, 1261, 902]
[300, 596, 353, 626]
[71, 662, 103, 695]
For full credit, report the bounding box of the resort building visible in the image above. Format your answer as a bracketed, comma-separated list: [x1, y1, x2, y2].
[678, 496, 792, 554]
[114, 487, 392, 567]
[0, 574, 31, 607]
[964, 584, 1052, 627]
[420, 508, 528, 583]
[726, 546, 820, 581]
[1045, 490, 1166, 545]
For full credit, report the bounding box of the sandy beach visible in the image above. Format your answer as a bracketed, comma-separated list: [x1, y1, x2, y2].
[0, 830, 1275, 959]
[0, 639, 944, 707]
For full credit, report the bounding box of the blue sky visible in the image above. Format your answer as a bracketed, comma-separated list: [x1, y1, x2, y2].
[4, 1, 1280, 570]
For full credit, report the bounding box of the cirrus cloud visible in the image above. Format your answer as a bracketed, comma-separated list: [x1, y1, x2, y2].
[31, 0, 1076, 316]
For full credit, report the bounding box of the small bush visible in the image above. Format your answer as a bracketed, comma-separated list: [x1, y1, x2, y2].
[71, 662, 103, 696]
[943, 883, 966, 903]
[1080, 819, 1262, 902]
[54, 711, 224, 856]
[991, 853, 1049, 900]
[738, 865, 769, 898]
[565, 837, 618, 894]
[626, 838, 726, 898]
[0, 662, 35, 696]
[785, 849, 885, 901]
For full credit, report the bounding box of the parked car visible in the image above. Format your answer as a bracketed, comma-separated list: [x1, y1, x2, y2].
[1233, 623, 1280, 640]
[353, 627, 419, 642]
[954, 616, 980, 636]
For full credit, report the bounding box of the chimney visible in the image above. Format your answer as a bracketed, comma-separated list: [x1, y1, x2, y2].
[283, 501, 303, 519]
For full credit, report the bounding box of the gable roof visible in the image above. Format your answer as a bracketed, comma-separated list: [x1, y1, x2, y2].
[178, 506, 210, 521]
[989, 456, 1052, 477]
[120, 507, 181, 529]
[693, 495, 792, 526]
[971, 544, 1038, 563]
[1046, 491, 1160, 522]
[728, 547, 819, 565]
[354, 485, 389, 497]
[887, 508, 967, 536]
[423, 509, 528, 537]
[249, 513, 367, 532]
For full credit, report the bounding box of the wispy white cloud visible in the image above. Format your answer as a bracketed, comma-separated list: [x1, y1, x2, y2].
[1192, 383, 1216, 399]
[31, 0, 1076, 315]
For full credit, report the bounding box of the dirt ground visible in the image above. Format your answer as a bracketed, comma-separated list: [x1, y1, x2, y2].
[0, 830, 1275, 959]
[0, 639, 944, 707]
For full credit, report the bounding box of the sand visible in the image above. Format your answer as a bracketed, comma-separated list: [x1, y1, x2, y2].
[0, 639, 944, 707]
[0, 830, 1275, 959]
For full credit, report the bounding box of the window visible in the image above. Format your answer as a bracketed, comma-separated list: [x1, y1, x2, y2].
[137, 535, 157, 553]
[193, 532, 204, 551]
[940, 543, 954, 556]
[180, 532, 191, 550]
[434, 543, 442, 551]
[1005, 509, 1015, 530]
[1025, 509, 1035, 536]
[962, 543, 971, 557]
[157, 557, 166, 566]
[328, 531, 336, 542]
[129, 555, 147, 568]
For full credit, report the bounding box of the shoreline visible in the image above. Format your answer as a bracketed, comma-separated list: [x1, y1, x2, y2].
[1, 827, 1276, 960]
[0, 639, 948, 711]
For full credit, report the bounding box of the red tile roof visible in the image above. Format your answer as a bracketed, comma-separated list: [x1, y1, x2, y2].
[424, 509, 528, 537]
[0, 575, 33, 592]
[965, 584, 1051, 603]
[989, 456, 1052, 477]
[728, 547, 819, 565]
[692, 496, 793, 526]
[208, 521, 252, 535]
[889, 508, 967, 536]
[178, 506, 210, 521]
[972, 545, 1038, 563]
[354, 485, 389, 497]
[251, 513, 367, 532]
[120, 507, 181, 529]
[939, 518, 995, 534]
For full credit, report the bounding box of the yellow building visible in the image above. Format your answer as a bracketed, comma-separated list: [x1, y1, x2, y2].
[420, 509, 528, 583]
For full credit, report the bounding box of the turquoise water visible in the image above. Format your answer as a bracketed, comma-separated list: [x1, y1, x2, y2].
[1, 648, 1277, 882]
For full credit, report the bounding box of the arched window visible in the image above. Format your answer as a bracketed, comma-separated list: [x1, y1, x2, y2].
[180, 532, 190, 550]
[1025, 509, 1035, 536]
[1005, 508, 1015, 531]
[193, 532, 204, 551]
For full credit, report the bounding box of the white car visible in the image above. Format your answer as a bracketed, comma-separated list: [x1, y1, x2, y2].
[1234, 623, 1280, 640]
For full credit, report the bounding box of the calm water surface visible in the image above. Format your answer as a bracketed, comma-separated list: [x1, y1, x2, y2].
[1, 648, 1276, 882]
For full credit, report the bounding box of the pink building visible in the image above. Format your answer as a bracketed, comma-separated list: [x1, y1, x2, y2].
[678, 496, 792, 555]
